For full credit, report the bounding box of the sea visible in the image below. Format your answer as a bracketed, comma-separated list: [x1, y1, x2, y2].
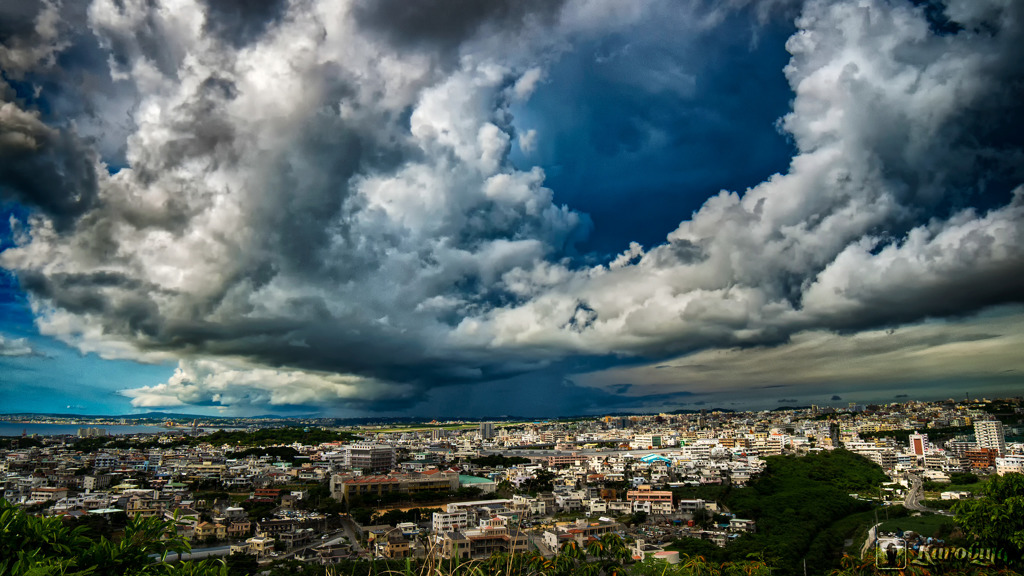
[1, 421, 188, 437]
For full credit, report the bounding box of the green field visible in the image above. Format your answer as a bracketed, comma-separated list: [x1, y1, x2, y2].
[878, 513, 955, 538]
[928, 480, 985, 493]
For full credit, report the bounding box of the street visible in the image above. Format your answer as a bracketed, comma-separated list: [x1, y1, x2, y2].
[164, 545, 231, 562]
[903, 475, 937, 513]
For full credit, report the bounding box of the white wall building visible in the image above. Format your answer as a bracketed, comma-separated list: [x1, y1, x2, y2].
[975, 421, 1006, 456]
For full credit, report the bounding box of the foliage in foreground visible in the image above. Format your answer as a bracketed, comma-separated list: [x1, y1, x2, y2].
[953, 473, 1024, 563]
[0, 498, 224, 576]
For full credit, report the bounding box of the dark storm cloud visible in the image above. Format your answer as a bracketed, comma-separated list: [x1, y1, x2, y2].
[0, 107, 99, 229]
[201, 0, 289, 47]
[0, 0, 65, 81]
[352, 0, 567, 54]
[416, 372, 697, 418]
[0, 0, 43, 45]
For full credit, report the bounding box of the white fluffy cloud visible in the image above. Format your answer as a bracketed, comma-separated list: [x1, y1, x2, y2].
[121, 358, 414, 411]
[0, 334, 35, 356]
[1, 0, 1022, 412]
[452, 0, 1024, 357]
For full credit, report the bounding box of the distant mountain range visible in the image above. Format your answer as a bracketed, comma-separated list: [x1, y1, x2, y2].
[0, 406, 759, 426]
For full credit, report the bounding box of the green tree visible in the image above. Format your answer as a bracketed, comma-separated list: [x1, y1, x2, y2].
[0, 498, 227, 576]
[953, 472, 1024, 562]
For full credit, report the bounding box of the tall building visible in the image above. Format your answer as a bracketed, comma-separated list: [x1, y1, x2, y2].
[908, 433, 928, 456]
[479, 422, 495, 440]
[974, 420, 1006, 456]
[344, 444, 396, 473]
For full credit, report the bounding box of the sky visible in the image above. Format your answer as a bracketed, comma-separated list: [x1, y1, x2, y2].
[0, 0, 1022, 418]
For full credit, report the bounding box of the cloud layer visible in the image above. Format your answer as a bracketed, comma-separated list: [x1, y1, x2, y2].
[1, 0, 1022, 413]
[0, 333, 34, 356]
[573, 306, 1024, 406]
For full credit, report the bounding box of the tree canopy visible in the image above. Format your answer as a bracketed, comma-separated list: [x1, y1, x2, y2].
[953, 472, 1024, 562]
[0, 498, 225, 576]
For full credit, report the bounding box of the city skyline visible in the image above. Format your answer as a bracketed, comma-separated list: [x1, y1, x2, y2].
[1, 0, 1023, 417]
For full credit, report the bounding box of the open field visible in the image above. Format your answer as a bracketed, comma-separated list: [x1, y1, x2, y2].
[878, 514, 955, 538]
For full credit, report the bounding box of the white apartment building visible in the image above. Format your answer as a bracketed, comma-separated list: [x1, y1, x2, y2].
[345, 444, 396, 473]
[630, 434, 663, 449]
[995, 456, 1024, 476]
[432, 510, 470, 532]
[974, 420, 1006, 456]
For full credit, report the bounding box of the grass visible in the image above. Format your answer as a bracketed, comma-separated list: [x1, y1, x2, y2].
[877, 513, 954, 538]
[922, 480, 986, 495]
[942, 481, 986, 493]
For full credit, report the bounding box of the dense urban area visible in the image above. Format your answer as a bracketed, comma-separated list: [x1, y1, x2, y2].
[2, 397, 1024, 576]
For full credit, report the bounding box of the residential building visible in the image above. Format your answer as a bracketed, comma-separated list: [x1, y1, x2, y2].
[433, 510, 470, 533]
[432, 517, 527, 560]
[245, 534, 275, 558]
[383, 533, 412, 559]
[909, 433, 928, 456]
[330, 470, 459, 502]
[626, 485, 672, 507]
[965, 448, 999, 469]
[996, 456, 1024, 476]
[974, 421, 1006, 456]
[631, 434, 663, 449]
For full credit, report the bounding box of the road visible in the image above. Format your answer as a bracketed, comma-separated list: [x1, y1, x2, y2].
[862, 474, 942, 560]
[165, 545, 231, 562]
[903, 475, 937, 513]
[340, 515, 366, 556]
[530, 533, 555, 558]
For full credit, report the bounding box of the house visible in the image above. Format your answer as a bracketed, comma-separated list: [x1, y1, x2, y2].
[227, 520, 252, 538]
[431, 517, 527, 559]
[383, 533, 412, 559]
[194, 522, 226, 541]
[728, 519, 756, 533]
[245, 534, 276, 558]
[279, 528, 315, 549]
[29, 486, 68, 503]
